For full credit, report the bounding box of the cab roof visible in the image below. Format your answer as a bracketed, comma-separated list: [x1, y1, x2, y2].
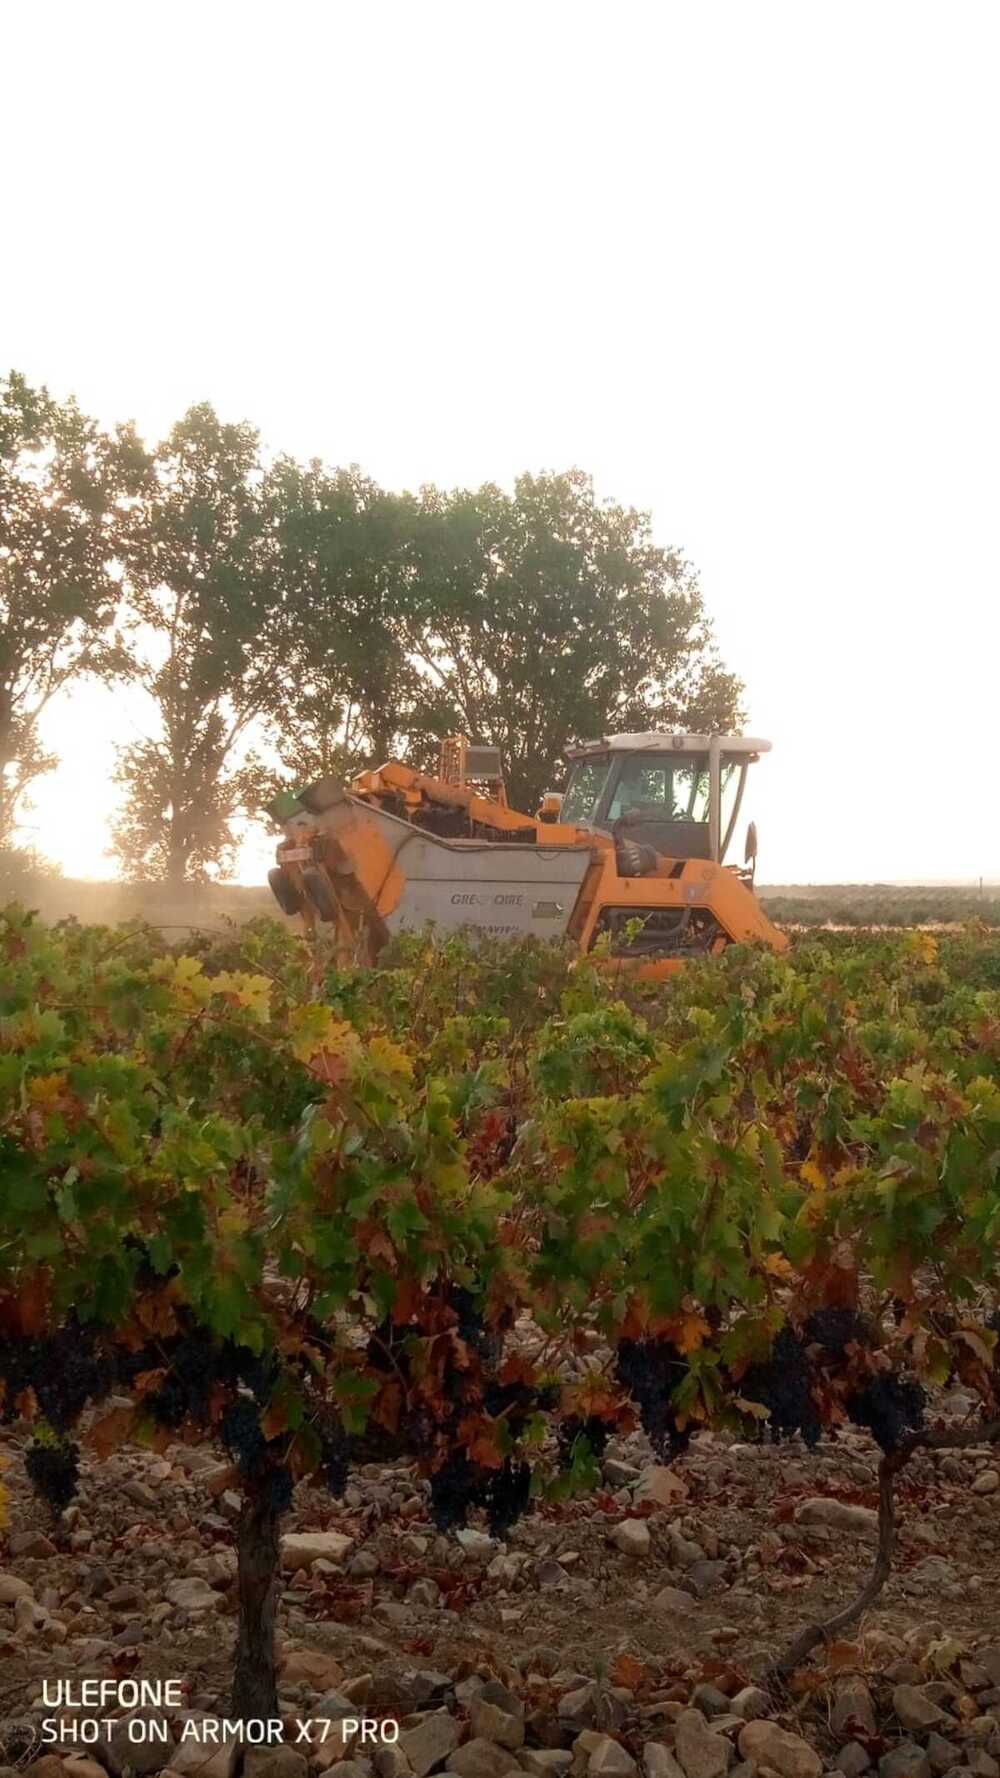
[566, 733, 772, 758]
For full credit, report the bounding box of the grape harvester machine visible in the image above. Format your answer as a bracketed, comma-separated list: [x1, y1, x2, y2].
[265, 732, 787, 977]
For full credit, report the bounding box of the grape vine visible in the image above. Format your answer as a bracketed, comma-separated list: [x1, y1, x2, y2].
[4, 907, 1000, 1710]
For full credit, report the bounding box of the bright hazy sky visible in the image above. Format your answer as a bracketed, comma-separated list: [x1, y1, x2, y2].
[5, 1, 999, 884]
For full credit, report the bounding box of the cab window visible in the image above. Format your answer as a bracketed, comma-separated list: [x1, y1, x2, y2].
[608, 755, 711, 821]
[561, 756, 612, 824]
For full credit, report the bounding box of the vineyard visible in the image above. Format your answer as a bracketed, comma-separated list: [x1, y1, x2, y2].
[759, 887, 1000, 931]
[4, 909, 1000, 1776]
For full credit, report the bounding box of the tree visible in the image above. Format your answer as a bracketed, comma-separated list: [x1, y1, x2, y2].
[112, 404, 288, 885]
[0, 371, 140, 846]
[405, 470, 744, 811]
[264, 460, 437, 786]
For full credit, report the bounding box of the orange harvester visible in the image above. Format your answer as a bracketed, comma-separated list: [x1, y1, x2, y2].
[266, 732, 787, 978]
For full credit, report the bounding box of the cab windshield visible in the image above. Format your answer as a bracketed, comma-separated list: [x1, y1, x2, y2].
[561, 755, 612, 824]
[608, 755, 710, 821]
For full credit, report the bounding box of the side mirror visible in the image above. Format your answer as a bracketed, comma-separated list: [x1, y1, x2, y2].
[744, 821, 758, 866]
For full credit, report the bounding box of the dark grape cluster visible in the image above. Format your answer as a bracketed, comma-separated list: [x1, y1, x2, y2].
[846, 1374, 926, 1452]
[427, 1450, 533, 1537]
[741, 1326, 823, 1448]
[428, 1451, 481, 1530]
[25, 1438, 80, 1514]
[220, 1394, 300, 1514]
[804, 1307, 871, 1355]
[556, 1414, 612, 1470]
[221, 1396, 268, 1472]
[484, 1457, 531, 1536]
[366, 1285, 544, 1535]
[316, 1408, 352, 1497]
[0, 1320, 115, 1433]
[447, 1285, 503, 1363]
[616, 1338, 691, 1458]
[141, 1326, 278, 1432]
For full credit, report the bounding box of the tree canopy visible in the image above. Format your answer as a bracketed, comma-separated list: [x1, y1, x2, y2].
[1, 371, 743, 880]
[405, 469, 743, 810]
[112, 404, 289, 884]
[0, 371, 142, 845]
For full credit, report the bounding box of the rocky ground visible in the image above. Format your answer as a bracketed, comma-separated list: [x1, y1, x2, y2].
[3, 1399, 1000, 1778]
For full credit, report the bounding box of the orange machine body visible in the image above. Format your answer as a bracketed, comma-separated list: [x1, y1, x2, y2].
[267, 737, 787, 976]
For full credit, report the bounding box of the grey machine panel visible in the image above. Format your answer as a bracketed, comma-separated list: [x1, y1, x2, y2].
[386, 834, 594, 938]
[314, 798, 594, 939]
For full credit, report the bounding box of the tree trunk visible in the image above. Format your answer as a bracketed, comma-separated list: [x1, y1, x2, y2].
[232, 1479, 281, 1721]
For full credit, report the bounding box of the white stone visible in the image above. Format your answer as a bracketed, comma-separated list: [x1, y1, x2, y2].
[587, 1737, 638, 1778]
[456, 1528, 495, 1562]
[164, 1577, 221, 1613]
[397, 1713, 461, 1778]
[635, 1467, 689, 1507]
[643, 1750, 686, 1778]
[281, 1530, 355, 1571]
[891, 1686, 947, 1735]
[794, 1498, 877, 1534]
[449, 1740, 522, 1778]
[469, 1701, 524, 1750]
[0, 1572, 34, 1604]
[673, 1711, 730, 1778]
[611, 1519, 651, 1558]
[737, 1722, 822, 1778]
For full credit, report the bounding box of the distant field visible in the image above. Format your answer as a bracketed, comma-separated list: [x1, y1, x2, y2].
[758, 883, 1000, 927]
[0, 868, 277, 933]
[3, 864, 999, 933]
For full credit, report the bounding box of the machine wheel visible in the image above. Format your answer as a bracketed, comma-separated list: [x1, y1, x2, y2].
[268, 866, 304, 917]
[301, 864, 339, 923]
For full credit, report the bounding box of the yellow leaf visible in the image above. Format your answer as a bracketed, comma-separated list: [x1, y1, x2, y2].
[736, 1394, 771, 1421]
[288, 1005, 363, 1070]
[925, 1636, 964, 1674]
[674, 1311, 712, 1354]
[906, 931, 938, 964]
[28, 1073, 68, 1109]
[212, 971, 272, 1022]
[366, 1036, 414, 1081]
[800, 1159, 826, 1193]
[154, 955, 213, 1005]
[764, 1253, 795, 1279]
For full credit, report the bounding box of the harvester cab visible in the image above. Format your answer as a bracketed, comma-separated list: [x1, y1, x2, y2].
[266, 731, 786, 975]
[559, 733, 766, 876]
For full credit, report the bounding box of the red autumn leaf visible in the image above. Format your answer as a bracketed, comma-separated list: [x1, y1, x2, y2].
[132, 1368, 167, 1398]
[499, 1353, 538, 1388]
[611, 1653, 647, 1690]
[373, 1379, 403, 1435]
[458, 1414, 505, 1470]
[391, 1276, 423, 1326]
[88, 1405, 135, 1459]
